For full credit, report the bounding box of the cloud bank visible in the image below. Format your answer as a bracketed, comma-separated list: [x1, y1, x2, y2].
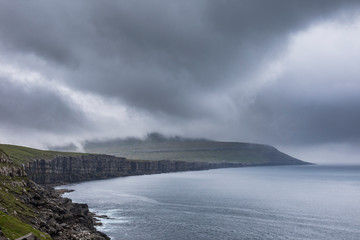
[0, 0, 359, 162]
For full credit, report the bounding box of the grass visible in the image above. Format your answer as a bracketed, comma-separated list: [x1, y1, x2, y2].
[1, 140, 305, 165]
[84, 139, 304, 164]
[0, 153, 51, 240]
[0, 211, 51, 240]
[0, 148, 52, 240]
[0, 144, 87, 166]
[0, 175, 51, 240]
[0, 176, 36, 220]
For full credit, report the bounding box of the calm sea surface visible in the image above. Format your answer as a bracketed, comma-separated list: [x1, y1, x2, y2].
[61, 165, 360, 240]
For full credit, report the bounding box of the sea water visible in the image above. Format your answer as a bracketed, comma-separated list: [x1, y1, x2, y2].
[61, 165, 360, 240]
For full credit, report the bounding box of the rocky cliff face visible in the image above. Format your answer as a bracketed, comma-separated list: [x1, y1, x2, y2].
[0, 151, 26, 178]
[24, 154, 244, 185]
[23, 181, 110, 240]
[0, 150, 109, 240]
[24, 155, 128, 185]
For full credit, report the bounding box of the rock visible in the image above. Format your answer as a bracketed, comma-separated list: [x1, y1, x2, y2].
[0, 153, 110, 240]
[24, 154, 243, 185]
[0, 151, 11, 163]
[55, 189, 74, 195]
[0, 150, 27, 177]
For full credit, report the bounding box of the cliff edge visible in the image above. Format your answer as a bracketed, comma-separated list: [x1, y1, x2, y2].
[0, 149, 109, 240]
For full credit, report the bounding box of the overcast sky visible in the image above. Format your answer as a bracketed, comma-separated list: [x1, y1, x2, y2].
[0, 0, 360, 163]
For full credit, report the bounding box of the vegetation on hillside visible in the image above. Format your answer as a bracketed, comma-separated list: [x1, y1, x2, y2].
[0, 150, 51, 240]
[0, 211, 51, 240]
[0, 144, 86, 166]
[83, 133, 306, 164]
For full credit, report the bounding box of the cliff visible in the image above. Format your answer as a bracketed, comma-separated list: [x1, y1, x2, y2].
[0, 150, 109, 240]
[23, 153, 309, 186]
[0, 141, 309, 186]
[24, 154, 245, 185]
[0, 150, 26, 178]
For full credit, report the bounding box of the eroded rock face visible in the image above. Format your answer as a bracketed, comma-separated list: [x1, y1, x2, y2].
[24, 154, 243, 185]
[23, 181, 110, 240]
[0, 151, 109, 240]
[0, 151, 11, 163]
[24, 155, 129, 184]
[0, 165, 26, 178]
[0, 151, 26, 177]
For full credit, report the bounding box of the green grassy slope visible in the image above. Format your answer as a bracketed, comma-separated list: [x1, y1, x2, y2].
[0, 149, 51, 240]
[0, 211, 51, 240]
[0, 144, 86, 165]
[84, 136, 308, 165]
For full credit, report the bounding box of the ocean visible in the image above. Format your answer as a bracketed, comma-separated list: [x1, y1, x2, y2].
[60, 165, 360, 240]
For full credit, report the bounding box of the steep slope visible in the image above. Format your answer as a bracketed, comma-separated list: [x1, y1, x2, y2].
[0, 149, 109, 240]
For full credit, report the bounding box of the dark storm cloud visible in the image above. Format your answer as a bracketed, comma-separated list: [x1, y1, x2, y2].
[0, 0, 359, 146]
[242, 88, 360, 145]
[70, 0, 360, 118]
[0, 1, 77, 65]
[0, 77, 90, 133]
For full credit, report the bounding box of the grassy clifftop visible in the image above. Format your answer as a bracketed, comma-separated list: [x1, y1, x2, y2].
[0, 144, 86, 166]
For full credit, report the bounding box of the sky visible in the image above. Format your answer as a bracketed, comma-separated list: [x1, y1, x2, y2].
[0, 0, 360, 163]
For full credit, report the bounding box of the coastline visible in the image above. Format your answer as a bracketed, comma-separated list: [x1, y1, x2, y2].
[24, 154, 310, 186]
[0, 145, 310, 240]
[57, 165, 360, 240]
[54, 162, 313, 239]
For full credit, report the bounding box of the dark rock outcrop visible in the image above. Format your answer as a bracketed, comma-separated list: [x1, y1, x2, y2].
[0, 151, 26, 177]
[0, 151, 109, 240]
[0, 151, 11, 163]
[23, 181, 110, 240]
[24, 154, 245, 185]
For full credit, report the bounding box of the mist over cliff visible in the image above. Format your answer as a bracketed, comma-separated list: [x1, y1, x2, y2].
[81, 133, 307, 165]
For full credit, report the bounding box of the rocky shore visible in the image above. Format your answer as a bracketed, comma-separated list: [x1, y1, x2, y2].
[0, 150, 109, 240]
[26, 183, 109, 240]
